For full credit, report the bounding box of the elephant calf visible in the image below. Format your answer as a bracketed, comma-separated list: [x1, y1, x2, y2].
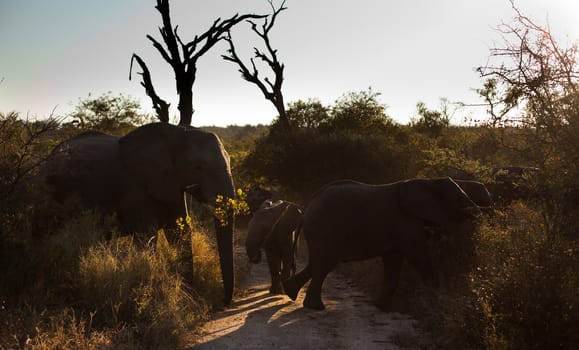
[245, 200, 302, 294]
[283, 178, 483, 311]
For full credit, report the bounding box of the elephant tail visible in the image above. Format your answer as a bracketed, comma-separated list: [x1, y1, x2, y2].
[290, 217, 303, 275]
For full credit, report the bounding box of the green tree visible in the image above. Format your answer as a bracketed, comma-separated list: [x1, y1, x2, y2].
[243, 89, 409, 198]
[69, 92, 148, 134]
[327, 88, 394, 132]
[285, 99, 330, 130]
[411, 100, 450, 136]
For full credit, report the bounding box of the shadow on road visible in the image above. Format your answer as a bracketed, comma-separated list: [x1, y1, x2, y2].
[191, 258, 425, 349]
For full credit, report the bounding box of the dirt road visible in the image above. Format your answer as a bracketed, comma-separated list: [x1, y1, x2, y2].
[189, 258, 426, 349]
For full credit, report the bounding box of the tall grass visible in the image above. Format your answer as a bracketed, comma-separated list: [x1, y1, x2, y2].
[0, 211, 224, 349]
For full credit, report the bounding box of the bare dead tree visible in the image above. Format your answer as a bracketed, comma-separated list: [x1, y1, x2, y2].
[223, 0, 290, 131]
[130, 0, 265, 126]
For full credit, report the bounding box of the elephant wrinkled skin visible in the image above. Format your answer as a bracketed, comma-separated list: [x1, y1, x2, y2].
[283, 177, 482, 311]
[246, 200, 301, 294]
[42, 122, 237, 304]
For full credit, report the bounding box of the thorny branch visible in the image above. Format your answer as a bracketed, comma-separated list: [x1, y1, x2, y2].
[476, 0, 578, 130]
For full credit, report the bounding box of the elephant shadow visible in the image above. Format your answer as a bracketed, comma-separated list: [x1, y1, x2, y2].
[192, 283, 362, 349]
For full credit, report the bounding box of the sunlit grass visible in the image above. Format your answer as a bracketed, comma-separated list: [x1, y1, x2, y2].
[0, 211, 225, 349]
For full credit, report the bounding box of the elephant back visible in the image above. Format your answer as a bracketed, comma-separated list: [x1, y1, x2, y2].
[43, 131, 122, 209]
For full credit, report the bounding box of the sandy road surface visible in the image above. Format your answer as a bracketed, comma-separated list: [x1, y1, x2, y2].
[189, 258, 425, 350]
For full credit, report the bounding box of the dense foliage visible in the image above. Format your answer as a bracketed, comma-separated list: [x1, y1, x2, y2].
[243, 89, 412, 199]
[69, 92, 152, 134]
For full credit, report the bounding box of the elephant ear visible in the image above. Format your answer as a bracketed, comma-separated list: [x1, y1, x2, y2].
[119, 123, 184, 204]
[399, 179, 449, 226]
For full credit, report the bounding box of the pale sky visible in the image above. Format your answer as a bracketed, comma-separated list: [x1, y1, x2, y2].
[1, 0, 578, 126]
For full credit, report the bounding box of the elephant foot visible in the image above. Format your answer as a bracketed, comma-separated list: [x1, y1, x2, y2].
[269, 284, 283, 295]
[303, 293, 325, 310]
[282, 278, 300, 301]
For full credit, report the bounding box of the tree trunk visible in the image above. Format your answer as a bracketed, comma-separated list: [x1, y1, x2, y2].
[178, 89, 194, 126]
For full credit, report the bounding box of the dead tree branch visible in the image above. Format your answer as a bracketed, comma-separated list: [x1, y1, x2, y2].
[223, 0, 290, 131]
[130, 54, 170, 123]
[131, 0, 265, 126]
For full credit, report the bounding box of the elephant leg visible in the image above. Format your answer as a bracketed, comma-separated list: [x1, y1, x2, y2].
[376, 252, 403, 311]
[265, 248, 283, 294]
[303, 258, 336, 311]
[283, 264, 311, 301]
[401, 236, 439, 288]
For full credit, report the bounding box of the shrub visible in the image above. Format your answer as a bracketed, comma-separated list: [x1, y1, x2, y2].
[1, 308, 115, 350]
[417, 203, 579, 349]
[189, 230, 223, 305]
[243, 92, 411, 198]
[76, 232, 204, 348]
[0, 208, 224, 349]
[68, 92, 150, 134]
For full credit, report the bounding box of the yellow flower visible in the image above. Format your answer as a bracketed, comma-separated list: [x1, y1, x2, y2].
[212, 190, 250, 226]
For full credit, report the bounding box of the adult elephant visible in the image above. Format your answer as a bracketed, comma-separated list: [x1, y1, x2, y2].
[283, 177, 482, 311]
[245, 200, 301, 294]
[42, 122, 236, 304]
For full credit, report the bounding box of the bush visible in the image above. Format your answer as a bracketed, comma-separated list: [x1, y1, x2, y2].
[1, 308, 115, 350]
[0, 209, 223, 349]
[68, 92, 150, 134]
[76, 231, 204, 348]
[417, 203, 579, 349]
[243, 91, 411, 198]
[472, 204, 579, 349]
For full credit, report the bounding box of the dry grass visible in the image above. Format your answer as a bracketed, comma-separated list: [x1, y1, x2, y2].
[0, 211, 227, 349]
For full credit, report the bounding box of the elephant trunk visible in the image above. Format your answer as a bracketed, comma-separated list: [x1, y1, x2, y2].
[245, 231, 263, 264]
[211, 175, 236, 305]
[215, 216, 235, 305]
[459, 205, 483, 219]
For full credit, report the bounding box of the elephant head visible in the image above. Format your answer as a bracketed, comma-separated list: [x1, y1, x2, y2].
[453, 179, 493, 208]
[118, 122, 236, 304]
[399, 177, 480, 226]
